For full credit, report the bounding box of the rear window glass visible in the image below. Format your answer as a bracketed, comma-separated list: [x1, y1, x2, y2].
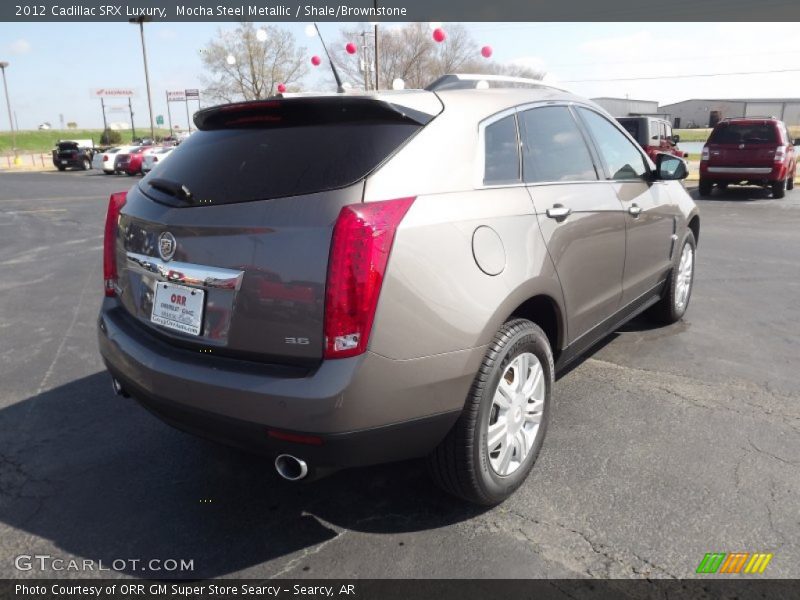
[709, 123, 777, 144]
[140, 121, 420, 205]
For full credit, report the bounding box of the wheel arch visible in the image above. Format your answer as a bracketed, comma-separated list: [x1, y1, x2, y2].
[688, 213, 700, 246]
[479, 277, 567, 362]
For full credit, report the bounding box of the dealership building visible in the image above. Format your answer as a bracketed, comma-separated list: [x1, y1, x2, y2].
[657, 98, 800, 128]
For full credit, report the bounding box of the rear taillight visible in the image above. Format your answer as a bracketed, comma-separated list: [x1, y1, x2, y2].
[102, 154, 109, 161]
[774, 146, 786, 163]
[323, 197, 415, 359]
[103, 191, 127, 297]
[701, 146, 709, 162]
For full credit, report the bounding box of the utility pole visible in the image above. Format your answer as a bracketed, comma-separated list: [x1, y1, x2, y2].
[100, 98, 108, 135]
[165, 91, 173, 132]
[128, 97, 136, 141]
[374, 23, 379, 91]
[0, 61, 16, 155]
[373, 0, 380, 90]
[130, 17, 155, 140]
[358, 30, 374, 91]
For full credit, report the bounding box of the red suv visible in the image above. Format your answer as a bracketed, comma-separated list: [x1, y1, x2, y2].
[699, 118, 797, 198]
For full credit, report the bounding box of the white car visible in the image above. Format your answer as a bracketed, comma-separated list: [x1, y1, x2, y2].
[141, 146, 175, 174]
[92, 146, 136, 175]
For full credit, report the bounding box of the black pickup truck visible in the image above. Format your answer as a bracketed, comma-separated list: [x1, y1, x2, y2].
[52, 140, 95, 171]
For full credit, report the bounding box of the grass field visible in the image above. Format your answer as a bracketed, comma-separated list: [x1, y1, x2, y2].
[0, 128, 175, 154]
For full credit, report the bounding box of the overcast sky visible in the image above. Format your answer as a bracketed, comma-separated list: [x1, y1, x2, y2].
[0, 21, 797, 130]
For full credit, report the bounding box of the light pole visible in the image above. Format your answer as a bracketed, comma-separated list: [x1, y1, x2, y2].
[0, 61, 16, 155]
[129, 17, 155, 140]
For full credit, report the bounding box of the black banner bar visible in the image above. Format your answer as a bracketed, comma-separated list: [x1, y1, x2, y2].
[3, 579, 800, 600]
[3, 0, 800, 22]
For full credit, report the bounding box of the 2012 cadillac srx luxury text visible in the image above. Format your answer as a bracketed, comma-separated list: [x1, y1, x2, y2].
[98, 74, 699, 504]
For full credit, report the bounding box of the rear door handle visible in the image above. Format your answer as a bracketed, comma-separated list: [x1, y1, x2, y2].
[628, 204, 642, 217]
[546, 205, 571, 219]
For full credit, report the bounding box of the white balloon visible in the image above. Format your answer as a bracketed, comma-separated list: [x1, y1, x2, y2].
[256, 28, 268, 42]
[226, 54, 236, 65]
[429, 22, 442, 31]
[304, 24, 317, 37]
[392, 78, 405, 90]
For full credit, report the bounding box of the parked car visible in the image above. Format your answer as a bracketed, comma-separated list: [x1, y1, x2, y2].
[699, 117, 797, 198]
[617, 116, 687, 162]
[141, 146, 175, 174]
[98, 74, 699, 505]
[92, 146, 132, 175]
[52, 140, 95, 171]
[114, 146, 153, 176]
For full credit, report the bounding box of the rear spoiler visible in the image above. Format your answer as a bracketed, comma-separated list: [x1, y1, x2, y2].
[194, 95, 443, 131]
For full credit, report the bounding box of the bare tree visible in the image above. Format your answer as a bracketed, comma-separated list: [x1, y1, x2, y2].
[201, 23, 308, 102]
[332, 23, 545, 90]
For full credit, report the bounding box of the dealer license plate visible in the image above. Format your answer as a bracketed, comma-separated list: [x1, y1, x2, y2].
[151, 282, 205, 336]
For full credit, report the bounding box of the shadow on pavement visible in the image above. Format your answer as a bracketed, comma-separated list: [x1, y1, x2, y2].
[0, 372, 485, 579]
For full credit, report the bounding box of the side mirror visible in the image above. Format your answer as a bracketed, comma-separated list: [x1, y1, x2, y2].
[655, 153, 688, 181]
[672, 134, 680, 144]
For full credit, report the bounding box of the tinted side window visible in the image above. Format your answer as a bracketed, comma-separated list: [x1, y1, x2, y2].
[578, 108, 648, 180]
[483, 115, 520, 184]
[519, 106, 597, 183]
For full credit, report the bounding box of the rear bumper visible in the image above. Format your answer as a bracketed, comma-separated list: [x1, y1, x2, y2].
[98, 300, 479, 468]
[701, 163, 787, 181]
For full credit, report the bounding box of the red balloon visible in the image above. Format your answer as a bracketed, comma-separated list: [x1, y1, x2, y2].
[277, 83, 286, 93]
[345, 42, 357, 55]
[481, 45, 493, 58]
[311, 55, 321, 66]
[432, 28, 446, 43]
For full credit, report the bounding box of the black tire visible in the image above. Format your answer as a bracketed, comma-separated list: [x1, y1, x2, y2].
[772, 178, 786, 199]
[698, 178, 713, 197]
[648, 230, 696, 325]
[428, 319, 553, 505]
[82, 158, 91, 171]
[787, 171, 795, 191]
[57, 166, 66, 171]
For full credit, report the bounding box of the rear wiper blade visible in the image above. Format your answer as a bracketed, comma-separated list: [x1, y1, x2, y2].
[147, 178, 194, 203]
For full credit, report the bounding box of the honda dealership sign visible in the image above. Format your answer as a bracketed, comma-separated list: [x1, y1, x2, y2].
[167, 90, 186, 102]
[91, 88, 136, 98]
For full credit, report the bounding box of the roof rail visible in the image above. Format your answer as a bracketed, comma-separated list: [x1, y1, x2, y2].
[721, 115, 777, 120]
[425, 73, 562, 92]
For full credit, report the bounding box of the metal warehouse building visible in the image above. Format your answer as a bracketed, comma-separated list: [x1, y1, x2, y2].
[590, 97, 661, 117]
[658, 98, 800, 128]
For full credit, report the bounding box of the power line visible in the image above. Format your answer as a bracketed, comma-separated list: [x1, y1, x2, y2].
[563, 68, 800, 83]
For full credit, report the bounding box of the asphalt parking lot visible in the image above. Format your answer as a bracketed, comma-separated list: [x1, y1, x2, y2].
[1, 169, 799, 579]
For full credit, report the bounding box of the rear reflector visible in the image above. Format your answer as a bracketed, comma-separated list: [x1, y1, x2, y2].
[103, 191, 127, 297]
[324, 197, 415, 359]
[267, 430, 323, 446]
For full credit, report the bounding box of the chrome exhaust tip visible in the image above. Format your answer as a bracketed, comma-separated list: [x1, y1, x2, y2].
[111, 377, 130, 398]
[274, 454, 309, 481]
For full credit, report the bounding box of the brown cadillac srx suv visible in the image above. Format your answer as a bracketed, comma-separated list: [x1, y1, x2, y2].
[98, 74, 699, 504]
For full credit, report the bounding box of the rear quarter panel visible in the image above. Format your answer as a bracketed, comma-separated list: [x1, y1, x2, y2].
[369, 188, 564, 360]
